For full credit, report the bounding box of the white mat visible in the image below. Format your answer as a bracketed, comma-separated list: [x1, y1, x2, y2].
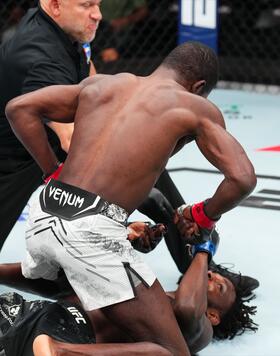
[1, 89, 279, 356]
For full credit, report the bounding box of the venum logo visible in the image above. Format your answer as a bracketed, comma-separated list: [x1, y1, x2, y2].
[49, 187, 84, 208]
[181, 0, 217, 29]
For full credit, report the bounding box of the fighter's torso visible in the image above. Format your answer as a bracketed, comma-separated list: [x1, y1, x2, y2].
[60, 74, 200, 212]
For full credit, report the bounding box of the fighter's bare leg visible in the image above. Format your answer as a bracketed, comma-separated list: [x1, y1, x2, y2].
[99, 279, 190, 356]
[33, 334, 171, 356]
[0, 262, 73, 299]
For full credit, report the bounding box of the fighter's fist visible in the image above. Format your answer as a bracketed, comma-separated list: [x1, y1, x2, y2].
[191, 228, 220, 262]
[174, 201, 219, 243]
[127, 221, 166, 253]
[174, 204, 200, 240]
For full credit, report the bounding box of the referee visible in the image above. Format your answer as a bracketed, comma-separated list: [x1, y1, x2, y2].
[0, 0, 102, 250]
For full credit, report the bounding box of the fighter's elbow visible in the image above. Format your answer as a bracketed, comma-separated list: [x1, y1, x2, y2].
[234, 168, 257, 197]
[5, 98, 18, 122]
[174, 299, 204, 322]
[247, 173, 257, 193]
[5, 96, 26, 123]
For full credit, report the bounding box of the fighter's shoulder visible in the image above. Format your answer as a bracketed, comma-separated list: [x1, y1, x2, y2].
[115, 72, 137, 81]
[186, 315, 213, 354]
[80, 73, 136, 89]
[80, 74, 111, 88]
[180, 92, 225, 128]
[78, 75, 110, 100]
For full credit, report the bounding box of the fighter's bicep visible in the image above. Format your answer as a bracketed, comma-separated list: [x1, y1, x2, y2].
[35, 84, 82, 122]
[7, 84, 82, 124]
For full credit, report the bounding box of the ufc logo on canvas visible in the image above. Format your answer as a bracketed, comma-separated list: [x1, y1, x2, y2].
[181, 0, 217, 29]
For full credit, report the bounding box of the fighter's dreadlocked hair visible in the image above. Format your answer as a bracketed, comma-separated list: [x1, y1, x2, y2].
[209, 263, 258, 340]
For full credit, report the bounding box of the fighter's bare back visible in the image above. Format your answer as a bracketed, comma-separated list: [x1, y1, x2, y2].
[60, 73, 224, 212]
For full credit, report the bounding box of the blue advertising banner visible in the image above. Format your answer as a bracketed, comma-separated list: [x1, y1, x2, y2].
[179, 0, 218, 52]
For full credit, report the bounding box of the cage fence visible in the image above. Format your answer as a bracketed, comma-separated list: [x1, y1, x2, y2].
[1, 0, 280, 93]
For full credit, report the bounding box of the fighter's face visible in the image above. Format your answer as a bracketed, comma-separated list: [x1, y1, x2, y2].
[207, 271, 236, 313]
[58, 0, 102, 43]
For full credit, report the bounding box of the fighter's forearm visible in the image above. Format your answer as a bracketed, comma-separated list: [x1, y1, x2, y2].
[195, 117, 256, 219]
[6, 96, 60, 175]
[173, 253, 208, 320]
[172, 253, 212, 353]
[204, 172, 256, 220]
[33, 335, 170, 356]
[5, 84, 83, 174]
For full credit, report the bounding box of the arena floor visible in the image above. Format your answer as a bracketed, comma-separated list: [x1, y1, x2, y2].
[1, 88, 279, 356]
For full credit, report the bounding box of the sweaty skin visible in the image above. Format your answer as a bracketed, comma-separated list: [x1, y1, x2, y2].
[6, 70, 256, 219]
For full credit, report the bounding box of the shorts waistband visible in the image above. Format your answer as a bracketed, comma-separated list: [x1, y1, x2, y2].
[39, 179, 128, 225]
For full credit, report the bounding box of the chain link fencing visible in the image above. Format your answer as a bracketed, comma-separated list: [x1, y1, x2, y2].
[218, 0, 280, 93]
[1, 1, 280, 92]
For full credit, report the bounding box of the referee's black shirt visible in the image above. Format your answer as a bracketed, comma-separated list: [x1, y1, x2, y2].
[0, 4, 90, 149]
[0, 5, 90, 248]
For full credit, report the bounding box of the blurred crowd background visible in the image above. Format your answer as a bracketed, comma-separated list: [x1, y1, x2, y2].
[1, 0, 280, 90]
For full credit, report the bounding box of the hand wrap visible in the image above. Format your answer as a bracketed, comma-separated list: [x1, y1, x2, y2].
[43, 162, 64, 183]
[190, 201, 218, 230]
[177, 201, 220, 255]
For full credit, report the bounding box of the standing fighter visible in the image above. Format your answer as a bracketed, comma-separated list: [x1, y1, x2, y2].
[6, 41, 256, 355]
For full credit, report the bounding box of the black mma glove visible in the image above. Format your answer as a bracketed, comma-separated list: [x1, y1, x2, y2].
[127, 222, 166, 253]
[191, 228, 220, 263]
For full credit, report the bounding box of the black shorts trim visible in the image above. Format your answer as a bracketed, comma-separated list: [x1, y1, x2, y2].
[40, 179, 108, 220]
[40, 180, 129, 225]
